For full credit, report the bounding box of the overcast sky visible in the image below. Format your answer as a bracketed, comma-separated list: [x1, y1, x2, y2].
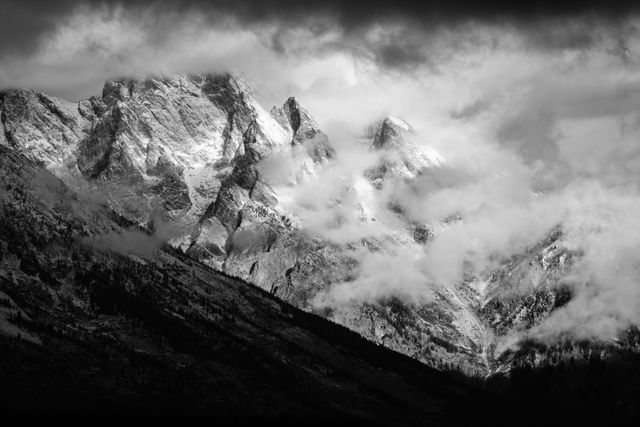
[3, 0, 640, 341]
[1, 0, 638, 100]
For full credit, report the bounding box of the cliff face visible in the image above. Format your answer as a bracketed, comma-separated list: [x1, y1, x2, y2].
[1, 74, 322, 222]
[0, 145, 494, 422]
[2, 73, 638, 376]
[0, 90, 91, 170]
[365, 116, 444, 187]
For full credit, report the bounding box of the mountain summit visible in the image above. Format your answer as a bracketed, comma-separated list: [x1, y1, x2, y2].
[2, 73, 639, 381]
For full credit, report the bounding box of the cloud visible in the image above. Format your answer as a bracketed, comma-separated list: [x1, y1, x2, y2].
[2, 0, 638, 52]
[0, 0, 78, 55]
[4, 1, 640, 341]
[2, 1, 640, 100]
[266, 20, 640, 342]
[313, 246, 435, 307]
[274, 139, 390, 244]
[530, 181, 640, 340]
[91, 227, 165, 257]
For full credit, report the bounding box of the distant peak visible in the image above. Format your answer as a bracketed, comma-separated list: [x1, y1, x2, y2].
[282, 97, 302, 132]
[371, 116, 414, 150]
[280, 96, 318, 134]
[283, 96, 301, 112]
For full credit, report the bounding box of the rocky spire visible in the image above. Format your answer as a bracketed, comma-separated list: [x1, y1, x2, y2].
[371, 116, 414, 150]
[0, 93, 7, 147]
[0, 89, 88, 166]
[281, 96, 320, 143]
[365, 116, 443, 187]
[271, 96, 335, 163]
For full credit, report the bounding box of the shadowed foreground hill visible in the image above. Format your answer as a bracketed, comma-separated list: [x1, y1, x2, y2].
[0, 145, 489, 424]
[2, 145, 639, 425]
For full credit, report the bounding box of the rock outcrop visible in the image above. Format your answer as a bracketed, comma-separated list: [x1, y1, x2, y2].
[365, 116, 443, 188]
[3, 73, 638, 377]
[0, 144, 500, 423]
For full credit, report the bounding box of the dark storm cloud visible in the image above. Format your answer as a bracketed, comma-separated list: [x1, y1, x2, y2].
[450, 99, 490, 121]
[1, 0, 639, 58]
[376, 43, 430, 70]
[0, 0, 77, 54]
[1, 0, 639, 92]
[2, 0, 640, 342]
[200, 0, 637, 23]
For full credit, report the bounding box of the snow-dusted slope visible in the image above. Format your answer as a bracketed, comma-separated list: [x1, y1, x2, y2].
[2, 74, 322, 225]
[4, 73, 637, 376]
[0, 90, 92, 175]
[0, 145, 500, 422]
[3, 76, 488, 372]
[0, 77, 527, 375]
[366, 116, 443, 187]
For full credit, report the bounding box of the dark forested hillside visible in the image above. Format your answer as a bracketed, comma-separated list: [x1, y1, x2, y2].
[1, 145, 639, 425]
[0, 145, 488, 424]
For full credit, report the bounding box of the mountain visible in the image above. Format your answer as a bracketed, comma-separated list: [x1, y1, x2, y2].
[10, 142, 624, 424]
[1, 74, 483, 374]
[365, 116, 443, 187]
[480, 228, 640, 372]
[3, 75, 640, 422]
[2, 73, 640, 379]
[0, 144, 487, 422]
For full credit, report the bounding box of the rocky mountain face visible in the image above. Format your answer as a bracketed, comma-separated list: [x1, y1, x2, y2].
[2, 73, 639, 378]
[365, 116, 443, 187]
[480, 229, 640, 373]
[0, 145, 498, 422]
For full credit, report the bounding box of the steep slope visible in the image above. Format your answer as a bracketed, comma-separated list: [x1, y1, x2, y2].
[0, 144, 492, 423]
[1, 74, 323, 226]
[0, 89, 91, 171]
[3, 143, 640, 423]
[365, 116, 443, 187]
[315, 117, 488, 374]
[4, 73, 639, 379]
[478, 228, 640, 373]
[0, 77, 533, 376]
